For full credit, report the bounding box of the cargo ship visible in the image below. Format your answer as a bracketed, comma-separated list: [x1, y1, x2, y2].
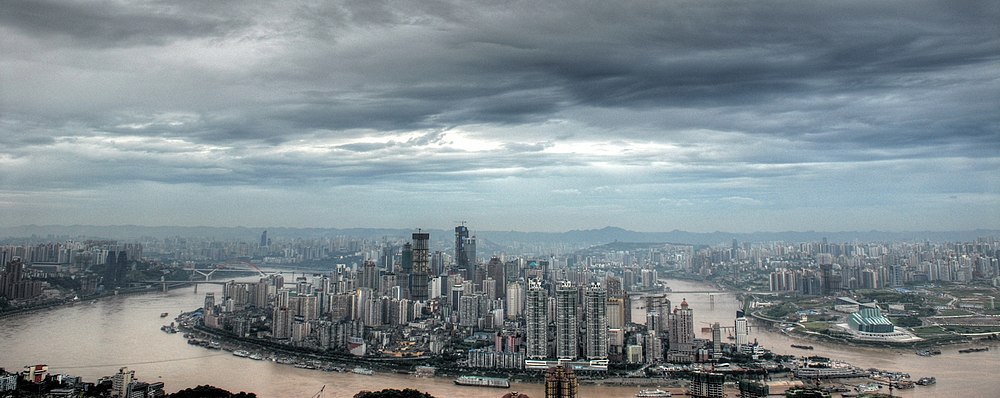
[453, 375, 511, 388]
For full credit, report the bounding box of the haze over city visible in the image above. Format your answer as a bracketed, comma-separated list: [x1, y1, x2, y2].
[2, 0, 998, 232]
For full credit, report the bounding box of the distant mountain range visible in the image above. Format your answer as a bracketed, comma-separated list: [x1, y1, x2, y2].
[1, 224, 997, 246]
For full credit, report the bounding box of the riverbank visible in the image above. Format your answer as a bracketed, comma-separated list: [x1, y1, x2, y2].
[0, 283, 189, 319]
[747, 308, 987, 350]
[176, 315, 676, 389]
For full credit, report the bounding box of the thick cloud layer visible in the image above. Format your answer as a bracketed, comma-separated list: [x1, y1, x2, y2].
[1, 0, 998, 232]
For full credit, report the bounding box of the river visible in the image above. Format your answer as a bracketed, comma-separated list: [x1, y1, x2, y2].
[1, 279, 996, 397]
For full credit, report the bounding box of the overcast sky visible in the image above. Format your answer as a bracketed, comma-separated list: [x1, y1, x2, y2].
[1, 0, 998, 233]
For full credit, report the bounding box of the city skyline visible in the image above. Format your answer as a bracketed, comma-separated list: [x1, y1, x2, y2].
[2, 1, 998, 233]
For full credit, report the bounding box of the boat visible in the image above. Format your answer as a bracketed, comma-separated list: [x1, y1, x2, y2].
[916, 377, 936, 386]
[160, 312, 169, 318]
[160, 325, 177, 333]
[352, 367, 374, 375]
[791, 344, 814, 350]
[636, 389, 672, 397]
[453, 375, 511, 388]
[248, 353, 264, 360]
[207, 341, 221, 349]
[958, 347, 988, 353]
[893, 380, 915, 389]
[855, 383, 881, 393]
[233, 350, 250, 358]
[916, 349, 941, 356]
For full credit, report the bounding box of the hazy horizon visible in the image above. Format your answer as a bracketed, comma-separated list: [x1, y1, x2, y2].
[2, 1, 998, 233]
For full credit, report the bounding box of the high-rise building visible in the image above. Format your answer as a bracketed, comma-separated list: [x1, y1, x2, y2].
[606, 296, 625, 329]
[544, 365, 578, 398]
[735, 310, 749, 349]
[203, 292, 216, 314]
[360, 260, 380, 291]
[1, 258, 42, 300]
[410, 232, 430, 302]
[711, 322, 722, 353]
[645, 295, 671, 334]
[525, 279, 548, 359]
[455, 225, 471, 274]
[555, 281, 578, 360]
[401, 242, 413, 297]
[506, 281, 525, 320]
[584, 282, 608, 360]
[689, 371, 725, 398]
[260, 230, 268, 247]
[272, 307, 292, 339]
[111, 367, 134, 398]
[486, 257, 506, 300]
[669, 298, 695, 351]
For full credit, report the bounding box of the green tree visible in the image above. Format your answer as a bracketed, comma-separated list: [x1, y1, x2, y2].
[353, 388, 437, 398]
[168, 385, 257, 398]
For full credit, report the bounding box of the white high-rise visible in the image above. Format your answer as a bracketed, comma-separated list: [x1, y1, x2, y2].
[735, 310, 749, 350]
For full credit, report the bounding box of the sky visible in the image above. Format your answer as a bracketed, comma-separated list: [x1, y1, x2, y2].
[1, 0, 998, 233]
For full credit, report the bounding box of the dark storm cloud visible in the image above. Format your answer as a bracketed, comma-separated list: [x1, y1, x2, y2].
[2, 0, 998, 230]
[0, 0, 243, 47]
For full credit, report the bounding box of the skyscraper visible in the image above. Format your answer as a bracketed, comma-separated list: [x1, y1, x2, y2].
[555, 280, 578, 360]
[360, 260, 380, 291]
[544, 365, 578, 398]
[735, 310, 749, 350]
[410, 231, 430, 302]
[584, 282, 608, 360]
[260, 230, 268, 247]
[455, 224, 470, 271]
[486, 256, 506, 300]
[401, 242, 413, 297]
[506, 280, 525, 320]
[525, 279, 548, 359]
[669, 298, 694, 351]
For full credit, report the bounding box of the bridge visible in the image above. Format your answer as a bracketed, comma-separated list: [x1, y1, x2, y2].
[134, 278, 229, 293]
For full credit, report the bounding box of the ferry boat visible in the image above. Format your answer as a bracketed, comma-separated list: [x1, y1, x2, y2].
[958, 347, 988, 353]
[233, 350, 250, 358]
[791, 344, 814, 350]
[453, 375, 511, 388]
[855, 383, 881, 393]
[352, 367, 374, 375]
[916, 377, 936, 386]
[636, 388, 672, 397]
